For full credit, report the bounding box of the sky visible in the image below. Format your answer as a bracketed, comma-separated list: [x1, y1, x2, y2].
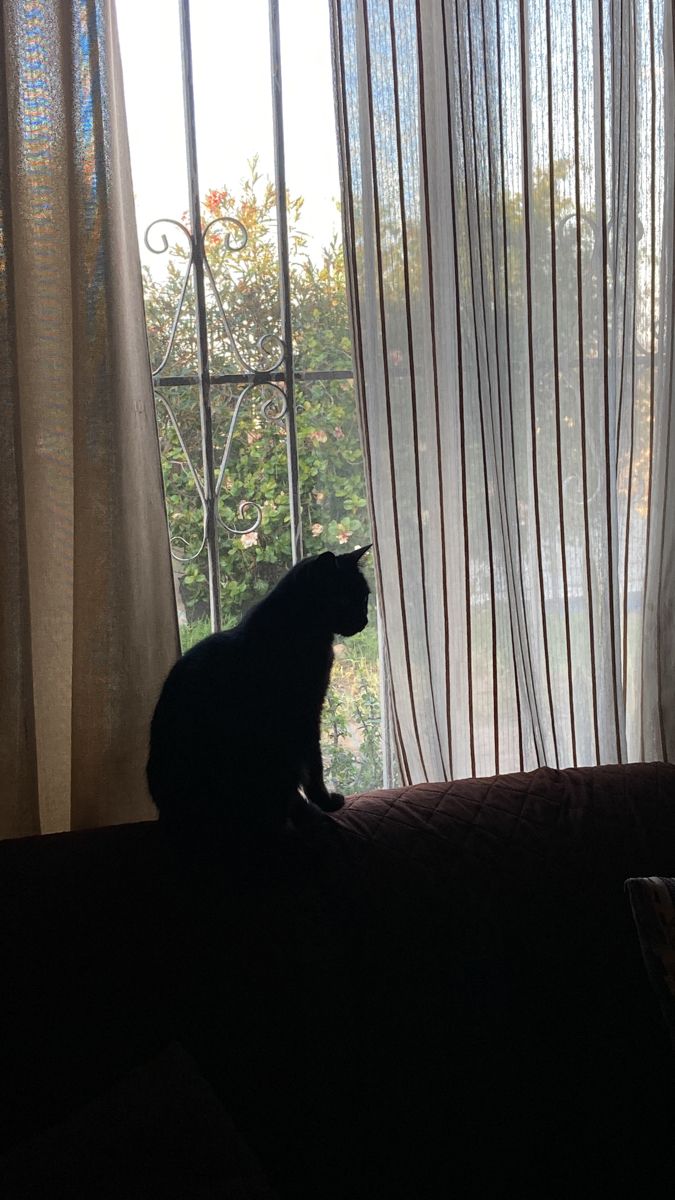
[115, 0, 343, 268]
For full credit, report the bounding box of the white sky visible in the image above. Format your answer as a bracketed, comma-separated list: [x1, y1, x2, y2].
[115, 0, 342, 267]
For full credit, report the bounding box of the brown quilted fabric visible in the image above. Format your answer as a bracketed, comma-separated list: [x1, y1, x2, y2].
[335, 762, 675, 886]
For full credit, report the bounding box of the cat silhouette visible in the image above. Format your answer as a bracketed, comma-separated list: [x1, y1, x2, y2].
[147, 546, 371, 847]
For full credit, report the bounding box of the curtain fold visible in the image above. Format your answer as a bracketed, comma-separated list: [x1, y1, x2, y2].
[331, 0, 675, 782]
[0, 0, 179, 837]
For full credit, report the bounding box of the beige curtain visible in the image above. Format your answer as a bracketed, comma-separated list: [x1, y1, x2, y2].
[332, 0, 675, 781]
[0, 0, 179, 838]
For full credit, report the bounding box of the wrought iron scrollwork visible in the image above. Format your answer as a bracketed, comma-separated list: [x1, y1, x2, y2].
[145, 220, 194, 377]
[558, 211, 651, 355]
[201, 217, 285, 374]
[144, 0, 304, 630]
[147, 207, 290, 566]
[213, 381, 288, 535]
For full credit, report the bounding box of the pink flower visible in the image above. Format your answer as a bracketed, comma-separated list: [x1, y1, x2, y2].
[337, 528, 352, 544]
[240, 531, 258, 548]
[247, 429, 262, 445]
[311, 523, 324, 537]
[334, 426, 344, 439]
[309, 429, 328, 444]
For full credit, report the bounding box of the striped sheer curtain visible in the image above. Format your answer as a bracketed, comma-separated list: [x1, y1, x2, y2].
[331, 0, 675, 782]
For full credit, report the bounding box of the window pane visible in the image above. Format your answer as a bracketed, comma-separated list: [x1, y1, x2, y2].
[117, 0, 387, 790]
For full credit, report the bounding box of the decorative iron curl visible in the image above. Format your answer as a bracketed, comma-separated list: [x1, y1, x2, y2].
[558, 212, 653, 356]
[154, 389, 207, 563]
[259, 380, 288, 421]
[563, 441, 602, 508]
[144, 220, 195, 377]
[144, 217, 193, 257]
[202, 242, 286, 374]
[558, 211, 598, 257]
[166, 523, 208, 564]
[217, 499, 262, 537]
[256, 331, 285, 371]
[558, 213, 645, 273]
[202, 214, 248, 253]
[154, 390, 204, 503]
[213, 381, 288, 516]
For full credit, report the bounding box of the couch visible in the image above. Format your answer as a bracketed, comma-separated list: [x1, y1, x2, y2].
[2, 762, 675, 1198]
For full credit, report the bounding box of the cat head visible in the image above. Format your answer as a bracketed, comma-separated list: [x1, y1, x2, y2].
[304, 544, 372, 636]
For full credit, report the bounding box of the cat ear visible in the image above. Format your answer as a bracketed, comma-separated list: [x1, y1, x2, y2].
[313, 551, 337, 573]
[338, 543, 372, 567]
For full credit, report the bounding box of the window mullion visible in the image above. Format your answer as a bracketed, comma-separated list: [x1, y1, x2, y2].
[178, 0, 222, 630]
[269, 0, 303, 565]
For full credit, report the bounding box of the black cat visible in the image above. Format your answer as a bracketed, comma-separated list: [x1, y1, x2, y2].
[147, 546, 371, 845]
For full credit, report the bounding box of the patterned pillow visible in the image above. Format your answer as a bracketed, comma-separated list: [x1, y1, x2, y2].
[625, 876, 675, 1049]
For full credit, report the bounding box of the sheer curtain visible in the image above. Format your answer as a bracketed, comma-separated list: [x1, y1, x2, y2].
[0, 0, 179, 838]
[331, 0, 675, 782]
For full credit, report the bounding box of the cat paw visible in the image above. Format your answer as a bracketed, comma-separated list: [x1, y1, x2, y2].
[314, 791, 345, 812]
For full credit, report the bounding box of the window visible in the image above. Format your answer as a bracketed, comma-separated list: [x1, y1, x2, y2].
[117, 0, 394, 791]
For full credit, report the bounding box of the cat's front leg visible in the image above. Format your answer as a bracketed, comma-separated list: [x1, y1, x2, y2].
[302, 741, 344, 812]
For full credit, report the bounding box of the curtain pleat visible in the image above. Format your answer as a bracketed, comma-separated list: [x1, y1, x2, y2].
[0, 0, 179, 837]
[331, 0, 675, 781]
